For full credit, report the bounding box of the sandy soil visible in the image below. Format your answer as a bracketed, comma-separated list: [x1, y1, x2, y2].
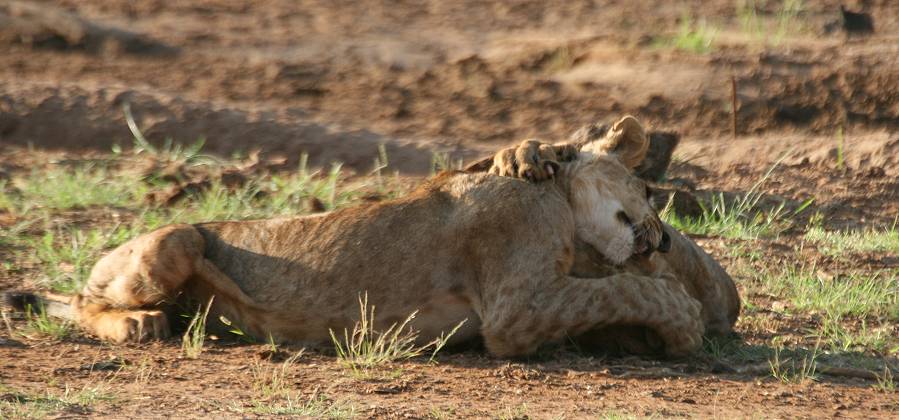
[1, 0, 897, 418]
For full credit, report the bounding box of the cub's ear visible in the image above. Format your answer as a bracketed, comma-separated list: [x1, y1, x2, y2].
[582, 115, 649, 170]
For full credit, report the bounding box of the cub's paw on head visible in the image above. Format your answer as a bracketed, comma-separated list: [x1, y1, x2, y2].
[488, 139, 578, 182]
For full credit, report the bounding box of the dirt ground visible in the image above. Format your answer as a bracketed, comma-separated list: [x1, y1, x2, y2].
[1, 0, 897, 418]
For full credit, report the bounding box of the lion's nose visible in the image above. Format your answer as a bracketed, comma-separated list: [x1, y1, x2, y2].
[657, 231, 671, 253]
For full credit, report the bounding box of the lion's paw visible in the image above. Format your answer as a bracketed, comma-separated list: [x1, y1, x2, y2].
[516, 141, 560, 182]
[656, 274, 705, 357]
[96, 310, 170, 344]
[661, 310, 704, 358]
[490, 140, 576, 183]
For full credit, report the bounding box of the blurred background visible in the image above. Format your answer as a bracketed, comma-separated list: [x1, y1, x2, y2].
[1, 0, 896, 174]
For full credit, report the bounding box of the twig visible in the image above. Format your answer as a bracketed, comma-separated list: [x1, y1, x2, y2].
[122, 103, 156, 154]
[818, 366, 889, 381]
[616, 367, 689, 378]
[730, 75, 738, 140]
[736, 362, 896, 380]
[1, 309, 15, 337]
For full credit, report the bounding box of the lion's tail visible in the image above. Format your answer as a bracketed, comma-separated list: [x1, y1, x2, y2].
[3, 291, 76, 321]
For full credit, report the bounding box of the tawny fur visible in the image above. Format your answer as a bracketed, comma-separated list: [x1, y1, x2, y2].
[483, 117, 740, 355]
[66, 116, 706, 358]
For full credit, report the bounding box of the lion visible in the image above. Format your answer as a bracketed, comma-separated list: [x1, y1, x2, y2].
[469, 121, 740, 355]
[7, 116, 707, 357]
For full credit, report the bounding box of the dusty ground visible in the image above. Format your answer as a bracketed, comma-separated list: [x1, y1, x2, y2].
[0, 0, 897, 418]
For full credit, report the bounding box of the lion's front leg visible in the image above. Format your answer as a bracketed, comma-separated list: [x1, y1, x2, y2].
[480, 273, 704, 358]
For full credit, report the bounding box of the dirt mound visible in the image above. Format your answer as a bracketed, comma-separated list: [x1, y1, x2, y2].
[677, 131, 899, 176]
[0, 81, 485, 174]
[0, 1, 176, 56]
[0, 0, 896, 156]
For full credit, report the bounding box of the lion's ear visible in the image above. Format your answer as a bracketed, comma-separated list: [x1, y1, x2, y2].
[582, 116, 649, 170]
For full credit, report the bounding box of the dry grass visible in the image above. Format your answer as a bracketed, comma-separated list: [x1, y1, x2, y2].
[182, 296, 214, 359]
[330, 294, 466, 378]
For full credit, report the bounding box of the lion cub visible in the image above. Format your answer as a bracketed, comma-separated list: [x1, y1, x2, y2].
[10, 116, 706, 358]
[473, 119, 740, 355]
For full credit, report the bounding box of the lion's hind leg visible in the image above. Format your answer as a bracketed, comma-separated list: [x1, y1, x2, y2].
[73, 224, 205, 343]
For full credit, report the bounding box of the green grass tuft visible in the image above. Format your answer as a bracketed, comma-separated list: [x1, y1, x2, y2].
[182, 297, 214, 359]
[247, 393, 356, 418]
[0, 382, 115, 419]
[0, 180, 15, 213]
[773, 0, 804, 45]
[768, 339, 820, 383]
[430, 151, 463, 175]
[663, 156, 812, 240]
[329, 293, 465, 377]
[761, 267, 898, 321]
[804, 225, 899, 257]
[21, 304, 72, 340]
[13, 166, 147, 211]
[123, 102, 217, 167]
[737, 0, 805, 46]
[874, 365, 896, 393]
[250, 350, 304, 400]
[819, 316, 895, 355]
[242, 350, 357, 418]
[661, 12, 718, 54]
[27, 226, 134, 294]
[835, 125, 845, 170]
[597, 411, 640, 420]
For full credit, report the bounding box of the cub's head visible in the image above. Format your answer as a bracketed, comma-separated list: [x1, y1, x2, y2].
[565, 116, 669, 264]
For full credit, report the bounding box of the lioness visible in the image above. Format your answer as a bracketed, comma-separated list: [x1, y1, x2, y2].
[473, 123, 740, 354]
[9, 116, 706, 357]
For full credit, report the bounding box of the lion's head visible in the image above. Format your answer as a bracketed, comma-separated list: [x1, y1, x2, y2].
[564, 116, 669, 265]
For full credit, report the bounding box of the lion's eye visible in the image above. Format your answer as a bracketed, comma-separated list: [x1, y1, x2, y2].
[616, 211, 632, 225]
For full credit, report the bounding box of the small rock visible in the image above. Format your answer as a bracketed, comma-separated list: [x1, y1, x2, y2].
[80, 356, 128, 371]
[220, 169, 248, 189]
[145, 184, 185, 206]
[651, 187, 702, 219]
[636, 131, 680, 182]
[307, 197, 327, 213]
[841, 5, 874, 35]
[771, 301, 788, 312]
